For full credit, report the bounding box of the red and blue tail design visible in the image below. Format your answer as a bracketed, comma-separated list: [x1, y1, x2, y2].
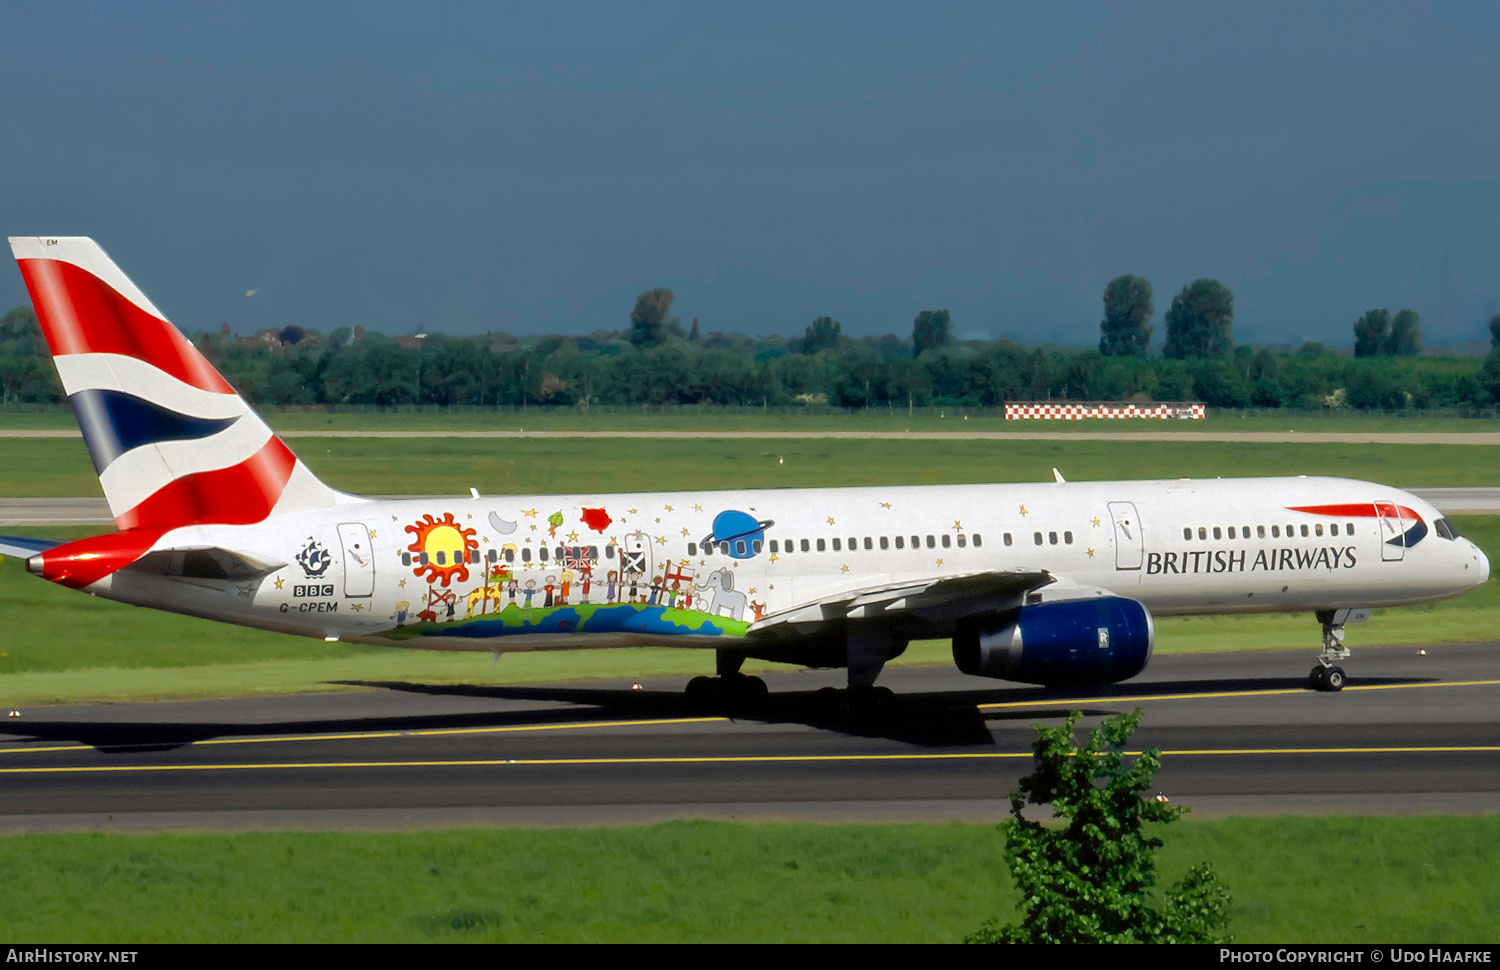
[9, 236, 344, 533]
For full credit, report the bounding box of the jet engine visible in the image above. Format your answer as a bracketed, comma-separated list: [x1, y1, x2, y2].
[951, 596, 1153, 687]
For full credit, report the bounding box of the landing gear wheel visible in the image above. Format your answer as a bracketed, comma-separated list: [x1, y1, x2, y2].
[842, 685, 895, 719]
[1308, 666, 1327, 691]
[734, 675, 769, 709]
[685, 676, 719, 709]
[1323, 666, 1346, 692]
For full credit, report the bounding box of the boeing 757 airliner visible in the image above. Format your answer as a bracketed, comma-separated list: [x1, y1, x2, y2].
[1, 237, 1488, 712]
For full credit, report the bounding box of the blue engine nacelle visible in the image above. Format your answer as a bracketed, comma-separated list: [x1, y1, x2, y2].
[951, 596, 1154, 687]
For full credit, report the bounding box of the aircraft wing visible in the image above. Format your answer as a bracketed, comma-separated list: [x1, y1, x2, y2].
[748, 567, 1054, 639]
[0, 535, 63, 560]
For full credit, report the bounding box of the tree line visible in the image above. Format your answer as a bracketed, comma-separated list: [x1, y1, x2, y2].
[1, 292, 1497, 412]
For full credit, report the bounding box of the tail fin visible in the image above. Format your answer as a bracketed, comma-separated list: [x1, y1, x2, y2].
[9, 236, 347, 531]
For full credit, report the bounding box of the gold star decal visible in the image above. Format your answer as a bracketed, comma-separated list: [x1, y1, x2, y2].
[681, 528, 690, 537]
[628, 508, 638, 515]
[567, 531, 579, 542]
[827, 516, 836, 525]
[880, 502, 891, 509]
[351, 603, 363, 612]
[953, 520, 963, 531]
[664, 504, 674, 512]
[1092, 517, 1101, 527]
[1086, 548, 1096, 558]
[1019, 505, 1029, 516]
[391, 515, 398, 522]
[369, 529, 377, 538]
[680, 558, 690, 567]
[693, 504, 703, 512]
[656, 537, 667, 545]
[273, 577, 284, 589]
[530, 524, 538, 531]
[655, 517, 661, 523]
[523, 508, 537, 518]
[399, 579, 406, 587]
[936, 558, 944, 566]
[841, 564, 849, 572]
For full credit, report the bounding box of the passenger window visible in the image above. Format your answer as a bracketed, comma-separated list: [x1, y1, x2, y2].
[1257, 526, 1266, 538]
[1315, 524, 1323, 536]
[1002, 533, 1011, 546]
[1198, 527, 1206, 540]
[832, 538, 842, 552]
[1300, 525, 1309, 537]
[1048, 532, 1058, 545]
[973, 534, 982, 547]
[752, 540, 762, 553]
[911, 536, 921, 549]
[487, 548, 497, 563]
[1228, 527, 1236, 539]
[848, 537, 857, 550]
[605, 545, 614, 559]
[436, 551, 446, 565]
[864, 537, 873, 550]
[801, 539, 810, 552]
[419, 552, 429, 565]
[1271, 526, 1280, 538]
[735, 540, 747, 556]
[688, 543, 697, 556]
[880, 536, 890, 550]
[894, 536, 904, 549]
[1064, 531, 1073, 544]
[941, 534, 951, 548]
[1346, 521, 1354, 533]
[1213, 527, 1221, 540]
[538, 547, 548, 562]
[402, 552, 412, 566]
[769, 540, 778, 554]
[1034, 532, 1043, 546]
[1183, 528, 1191, 540]
[926, 535, 935, 548]
[816, 538, 825, 552]
[521, 548, 531, 562]
[1329, 524, 1338, 537]
[957, 534, 967, 548]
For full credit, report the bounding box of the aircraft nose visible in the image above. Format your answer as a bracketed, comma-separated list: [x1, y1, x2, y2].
[1469, 541, 1490, 586]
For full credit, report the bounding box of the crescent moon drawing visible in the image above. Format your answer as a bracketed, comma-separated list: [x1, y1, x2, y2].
[488, 512, 518, 535]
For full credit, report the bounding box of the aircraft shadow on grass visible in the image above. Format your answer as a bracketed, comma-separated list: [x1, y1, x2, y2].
[0, 673, 1438, 752]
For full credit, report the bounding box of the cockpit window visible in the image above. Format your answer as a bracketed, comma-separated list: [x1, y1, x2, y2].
[1434, 517, 1458, 540]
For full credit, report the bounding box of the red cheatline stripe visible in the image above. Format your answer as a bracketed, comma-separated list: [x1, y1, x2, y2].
[115, 437, 298, 531]
[16, 257, 234, 394]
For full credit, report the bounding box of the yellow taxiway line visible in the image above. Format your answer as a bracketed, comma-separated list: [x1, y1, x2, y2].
[1, 744, 1499, 776]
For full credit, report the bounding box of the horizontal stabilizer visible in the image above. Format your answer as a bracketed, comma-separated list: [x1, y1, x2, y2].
[0, 535, 63, 559]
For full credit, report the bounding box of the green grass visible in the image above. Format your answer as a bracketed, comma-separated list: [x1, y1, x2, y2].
[6, 403, 1500, 434]
[0, 817, 1495, 942]
[7, 435, 1500, 498]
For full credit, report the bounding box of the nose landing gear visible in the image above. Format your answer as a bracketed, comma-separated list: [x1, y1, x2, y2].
[1308, 609, 1361, 692]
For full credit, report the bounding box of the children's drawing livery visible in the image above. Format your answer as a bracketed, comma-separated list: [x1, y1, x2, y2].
[1, 237, 1490, 705]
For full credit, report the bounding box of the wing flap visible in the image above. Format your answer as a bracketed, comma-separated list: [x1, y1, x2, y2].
[750, 567, 1053, 636]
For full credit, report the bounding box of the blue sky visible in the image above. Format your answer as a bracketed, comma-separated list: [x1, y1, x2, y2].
[2, 1, 1498, 349]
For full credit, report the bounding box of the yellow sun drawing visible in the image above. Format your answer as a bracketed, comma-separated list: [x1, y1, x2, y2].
[405, 512, 479, 587]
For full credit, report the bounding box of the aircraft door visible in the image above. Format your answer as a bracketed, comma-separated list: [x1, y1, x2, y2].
[1108, 501, 1144, 570]
[1375, 501, 1405, 562]
[338, 522, 375, 597]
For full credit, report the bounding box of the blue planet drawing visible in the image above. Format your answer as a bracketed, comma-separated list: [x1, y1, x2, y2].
[705, 510, 774, 558]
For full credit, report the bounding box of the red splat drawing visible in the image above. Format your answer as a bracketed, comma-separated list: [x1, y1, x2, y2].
[581, 507, 613, 533]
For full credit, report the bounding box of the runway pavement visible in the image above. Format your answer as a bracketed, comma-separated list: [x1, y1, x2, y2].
[1, 643, 1497, 831]
[6, 487, 1500, 526]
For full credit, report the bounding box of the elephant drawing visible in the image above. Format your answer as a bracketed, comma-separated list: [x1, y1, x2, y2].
[697, 568, 747, 622]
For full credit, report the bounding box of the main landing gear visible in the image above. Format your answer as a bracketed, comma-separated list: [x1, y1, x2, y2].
[1308, 609, 1351, 693]
[685, 651, 768, 712]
